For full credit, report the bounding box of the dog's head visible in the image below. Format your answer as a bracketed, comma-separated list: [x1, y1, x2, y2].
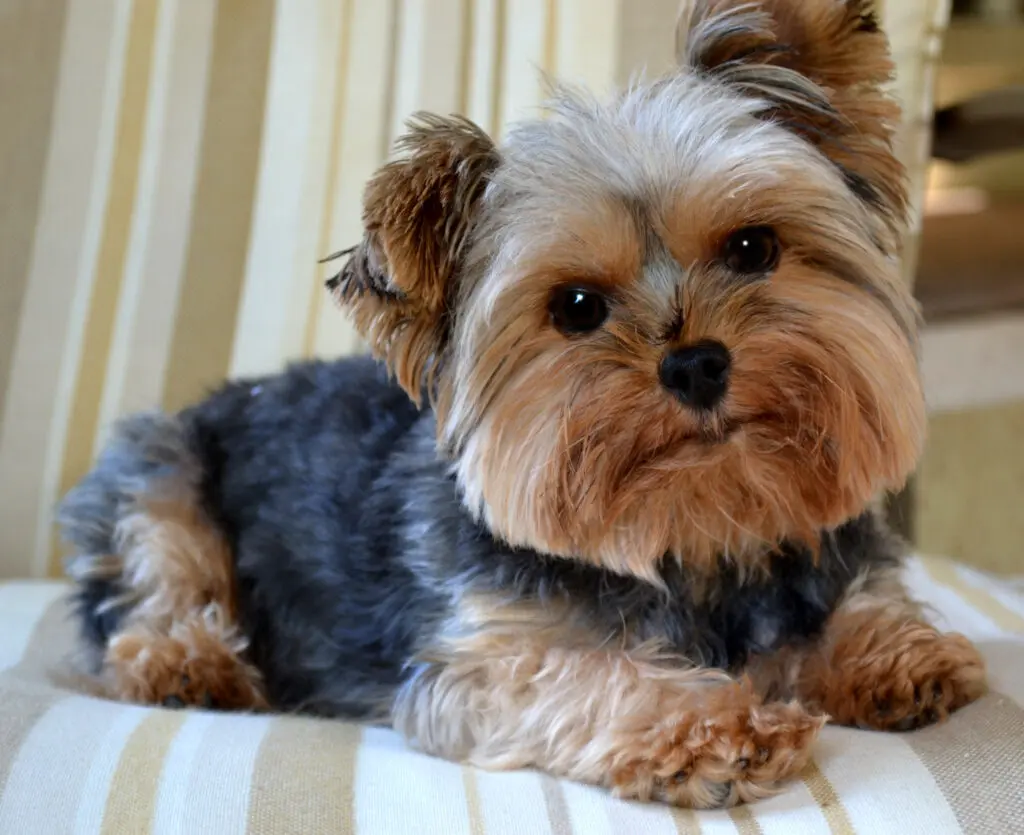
[331, 0, 925, 580]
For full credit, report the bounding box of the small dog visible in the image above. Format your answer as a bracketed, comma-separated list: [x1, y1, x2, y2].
[60, 0, 987, 809]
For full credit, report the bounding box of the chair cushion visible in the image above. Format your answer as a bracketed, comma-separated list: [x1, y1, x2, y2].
[0, 555, 1022, 834]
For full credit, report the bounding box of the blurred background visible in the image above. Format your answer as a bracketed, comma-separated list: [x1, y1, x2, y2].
[0, 0, 1021, 579]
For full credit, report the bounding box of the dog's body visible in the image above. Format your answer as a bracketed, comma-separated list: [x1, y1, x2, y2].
[60, 0, 987, 809]
[66, 355, 901, 718]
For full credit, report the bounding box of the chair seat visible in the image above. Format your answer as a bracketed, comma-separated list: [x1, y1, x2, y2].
[0, 554, 1022, 835]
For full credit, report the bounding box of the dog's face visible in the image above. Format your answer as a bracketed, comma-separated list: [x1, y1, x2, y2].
[333, 0, 926, 579]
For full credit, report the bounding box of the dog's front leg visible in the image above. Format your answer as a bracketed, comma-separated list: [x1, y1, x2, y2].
[393, 634, 823, 808]
[747, 567, 988, 732]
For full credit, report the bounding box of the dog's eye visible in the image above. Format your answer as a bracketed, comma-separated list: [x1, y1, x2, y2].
[549, 287, 609, 335]
[722, 226, 781, 276]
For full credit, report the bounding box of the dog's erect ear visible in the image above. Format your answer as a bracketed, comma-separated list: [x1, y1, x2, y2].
[329, 113, 499, 403]
[677, 0, 906, 231]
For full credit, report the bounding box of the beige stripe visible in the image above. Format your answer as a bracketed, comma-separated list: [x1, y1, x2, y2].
[801, 761, 855, 835]
[49, 0, 161, 577]
[0, 0, 129, 579]
[306, 0, 396, 359]
[379, 0, 401, 161]
[0, 583, 69, 673]
[246, 718, 360, 834]
[462, 766, 487, 835]
[161, 0, 276, 412]
[729, 804, 764, 835]
[539, 775, 574, 835]
[3, 588, 76, 683]
[304, 0, 354, 358]
[669, 807, 701, 835]
[490, 0, 507, 138]
[0, 0, 71, 419]
[0, 687, 65, 799]
[921, 556, 1024, 633]
[907, 695, 1024, 834]
[0, 694, 136, 833]
[100, 709, 186, 835]
[457, 0, 474, 115]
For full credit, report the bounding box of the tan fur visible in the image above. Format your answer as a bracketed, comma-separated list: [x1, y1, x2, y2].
[746, 570, 988, 730]
[70, 495, 266, 709]
[394, 597, 823, 808]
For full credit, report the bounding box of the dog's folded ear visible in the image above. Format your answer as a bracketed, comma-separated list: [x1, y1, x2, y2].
[677, 0, 906, 233]
[328, 114, 499, 404]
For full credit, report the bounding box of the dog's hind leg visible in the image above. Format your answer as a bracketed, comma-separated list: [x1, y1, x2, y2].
[59, 413, 266, 710]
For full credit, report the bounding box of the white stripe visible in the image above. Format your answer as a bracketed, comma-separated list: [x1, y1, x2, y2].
[152, 711, 271, 835]
[93, 0, 217, 426]
[91, 0, 176, 450]
[0, 583, 67, 672]
[151, 711, 216, 835]
[552, 0, 618, 90]
[903, 557, 1007, 640]
[814, 726, 963, 835]
[497, 0, 548, 138]
[473, 769, 554, 835]
[356, 726, 473, 835]
[0, 696, 127, 835]
[72, 704, 151, 835]
[750, 777, 832, 835]
[229, 0, 345, 379]
[389, 0, 465, 144]
[308, 0, 396, 359]
[561, 779, 617, 835]
[0, 0, 133, 577]
[953, 563, 1024, 632]
[602, 791, 682, 835]
[465, 0, 500, 135]
[691, 808, 741, 834]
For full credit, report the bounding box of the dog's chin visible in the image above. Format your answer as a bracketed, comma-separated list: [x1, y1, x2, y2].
[674, 410, 784, 447]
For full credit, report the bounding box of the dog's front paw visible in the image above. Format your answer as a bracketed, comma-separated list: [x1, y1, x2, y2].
[812, 616, 987, 732]
[608, 687, 824, 808]
[105, 625, 267, 711]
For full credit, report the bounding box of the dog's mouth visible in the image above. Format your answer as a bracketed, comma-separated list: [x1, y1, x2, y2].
[686, 412, 783, 446]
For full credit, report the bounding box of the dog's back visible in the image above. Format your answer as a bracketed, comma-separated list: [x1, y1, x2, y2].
[59, 355, 445, 716]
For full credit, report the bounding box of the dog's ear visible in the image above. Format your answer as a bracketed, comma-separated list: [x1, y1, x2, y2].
[329, 113, 498, 403]
[677, 0, 906, 231]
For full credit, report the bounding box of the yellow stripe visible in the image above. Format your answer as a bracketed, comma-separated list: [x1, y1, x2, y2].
[462, 765, 487, 835]
[161, 0, 276, 413]
[0, 0, 72, 422]
[304, 0, 355, 359]
[921, 556, 1024, 634]
[728, 804, 764, 835]
[669, 806, 701, 835]
[539, 775, 574, 835]
[457, 0, 474, 117]
[802, 760, 856, 835]
[490, 0, 507, 138]
[48, 0, 162, 577]
[246, 718, 360, 834]
[100, 709, 186, 834]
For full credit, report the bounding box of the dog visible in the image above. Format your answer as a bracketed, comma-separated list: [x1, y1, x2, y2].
[59, 0, 987, 809]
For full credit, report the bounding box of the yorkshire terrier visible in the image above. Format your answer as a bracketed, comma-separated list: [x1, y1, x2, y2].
[60, 0, 987, 809]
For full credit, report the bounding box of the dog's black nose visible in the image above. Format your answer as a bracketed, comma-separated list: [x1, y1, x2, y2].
[660, 341, 731, 410]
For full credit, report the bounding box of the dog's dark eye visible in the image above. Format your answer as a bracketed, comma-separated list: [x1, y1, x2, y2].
[722, 226, 781, 276]
[549, 287, 609, 335]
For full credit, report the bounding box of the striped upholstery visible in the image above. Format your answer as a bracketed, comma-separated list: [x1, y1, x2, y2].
[0, 555, 1022, 834]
